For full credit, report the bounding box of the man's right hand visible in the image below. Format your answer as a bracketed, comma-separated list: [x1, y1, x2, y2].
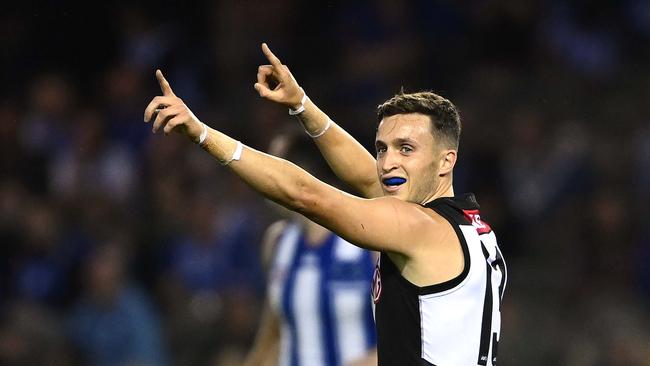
[254, 42, 382, 199]
[254, 43, 305, 110]
[144, 70, 205, 143]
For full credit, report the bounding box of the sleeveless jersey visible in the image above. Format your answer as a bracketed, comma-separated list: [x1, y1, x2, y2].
[268, 223, 377, 366]
[372, 193, 507, 366]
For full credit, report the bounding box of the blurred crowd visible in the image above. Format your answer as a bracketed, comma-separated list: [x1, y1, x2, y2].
[1, 1, 649, 365]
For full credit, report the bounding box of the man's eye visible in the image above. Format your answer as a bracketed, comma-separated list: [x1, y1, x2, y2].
[400, 146, 413, 153]
[376, 147, 387, 154]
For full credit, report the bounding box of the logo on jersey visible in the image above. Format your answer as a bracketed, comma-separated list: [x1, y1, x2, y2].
[371, 261, 382, 304]
[462, 209, 492, 234]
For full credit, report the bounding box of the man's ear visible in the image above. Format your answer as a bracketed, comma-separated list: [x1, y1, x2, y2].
[438, 149, 457, 176]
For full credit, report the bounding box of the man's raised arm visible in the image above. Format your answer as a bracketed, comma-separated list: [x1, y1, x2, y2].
[254, 43, 382, 198]
[144, 70, 430, 256]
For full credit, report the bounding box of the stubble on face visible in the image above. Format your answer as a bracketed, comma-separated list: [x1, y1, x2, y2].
[376, 114, 441, 204]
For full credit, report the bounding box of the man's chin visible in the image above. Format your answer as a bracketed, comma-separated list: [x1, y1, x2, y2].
[382, 189, 407, 200]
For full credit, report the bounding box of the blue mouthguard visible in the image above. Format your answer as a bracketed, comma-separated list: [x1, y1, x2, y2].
[384, 177, 406, 186]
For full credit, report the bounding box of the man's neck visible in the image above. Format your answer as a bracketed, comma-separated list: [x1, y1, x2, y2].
[423, 180, 454, 204]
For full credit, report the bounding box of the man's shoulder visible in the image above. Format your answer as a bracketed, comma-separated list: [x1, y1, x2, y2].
[375, 198, 459, 237]
[261, 219, 290, 268]
[413, 203, 451, 226]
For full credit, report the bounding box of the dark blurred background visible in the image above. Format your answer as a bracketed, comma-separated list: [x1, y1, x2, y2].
[1, 1, 649, 365]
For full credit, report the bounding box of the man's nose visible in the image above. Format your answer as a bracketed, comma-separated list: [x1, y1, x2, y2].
[381, 150, 399, 173]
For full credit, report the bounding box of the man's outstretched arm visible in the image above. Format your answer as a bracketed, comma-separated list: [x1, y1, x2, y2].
[254, 43, 382, 198]
[144, 70, 431, 255]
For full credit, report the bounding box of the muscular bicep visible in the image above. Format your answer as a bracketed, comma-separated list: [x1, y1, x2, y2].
[299, 188, 431, 255]
[224, 144, 424, 255]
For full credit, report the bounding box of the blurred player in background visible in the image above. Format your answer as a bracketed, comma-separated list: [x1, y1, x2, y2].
[243, 128, 377, 366]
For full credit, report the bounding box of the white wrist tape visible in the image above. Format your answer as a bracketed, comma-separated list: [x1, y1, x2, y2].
[306, 118, 332, 138]
[197, 122, 208, 145]
[222, 141, 243, 166]
[288, 88, 308, 115]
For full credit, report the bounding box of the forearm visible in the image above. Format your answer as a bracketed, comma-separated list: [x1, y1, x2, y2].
[242, 304, 280, 366]
[297, 99, 382, 198]
[252, 44, 380, 198]
[201, 127, 324, 214]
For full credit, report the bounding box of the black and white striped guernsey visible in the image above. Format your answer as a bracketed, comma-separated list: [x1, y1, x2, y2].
[372, 193, 507, 366]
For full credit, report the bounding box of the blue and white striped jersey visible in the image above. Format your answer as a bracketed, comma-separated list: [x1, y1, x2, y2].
[268, 223, 377, 366]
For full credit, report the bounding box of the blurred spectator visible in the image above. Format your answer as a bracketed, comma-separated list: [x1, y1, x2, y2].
[102, 63, 152, 150]
[114, 5, 172, 72]
[635, 124, 650, 294]
[155, 189, 263, 366]
[0, 302, 73, 366]
[18, 74, 75, 194]
[8, 198, 86, 308]
[541, 1, 623, 79]
[563, 288, 650, 365]
[68, 237, 167, 366]
[49, 108, 138, 204]
[501, 110, 593, 224]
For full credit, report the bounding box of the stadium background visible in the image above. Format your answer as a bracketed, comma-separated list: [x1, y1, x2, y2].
[1, 1, 649, 365]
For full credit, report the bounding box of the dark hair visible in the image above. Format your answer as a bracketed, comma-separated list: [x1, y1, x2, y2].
[377, 91, 461, 149]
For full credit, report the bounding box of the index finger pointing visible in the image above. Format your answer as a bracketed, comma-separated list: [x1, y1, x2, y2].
[156, 69, 176, 97]
[261, 43, 283, 68]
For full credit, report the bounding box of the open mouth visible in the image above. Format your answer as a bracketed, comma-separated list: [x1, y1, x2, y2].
[382, 177, 407, 187]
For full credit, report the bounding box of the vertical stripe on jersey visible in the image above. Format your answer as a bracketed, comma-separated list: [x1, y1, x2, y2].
[272, 225, 301, 366]
[331, 237, 372, 364]
[494, 245, 507, 302]
[477, 244, 493, 365]
[491, 332, 499, 365]
[332, 286, 367, 364]
[320, 239, 338, 366]
[281, 245, 299, 366]
[292, 261, 325, 366]
[334, 237, 364, 261]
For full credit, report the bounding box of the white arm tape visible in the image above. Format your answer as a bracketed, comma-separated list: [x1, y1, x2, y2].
[222, 141, 243, 166]
[198, 122, 208, 145]
[288, 88, 308, 115]
[306, 118, 332, 138]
